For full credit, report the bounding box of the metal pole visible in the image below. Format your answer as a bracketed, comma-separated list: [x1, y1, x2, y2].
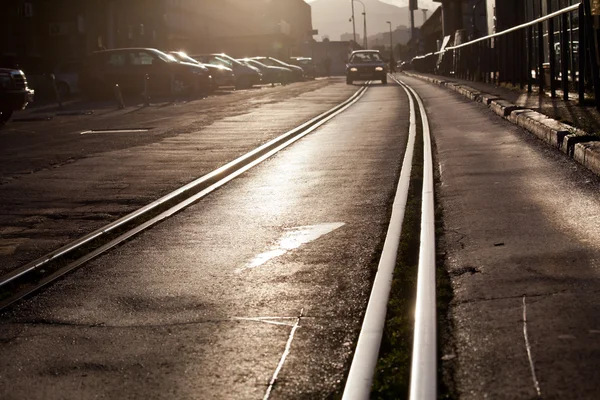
[548, 9, 557, 97]
[364, 11, 368, 49]
[561, 13, 569, 100]
[579, 3, 586, 103]
[387, 21, 393, 63]
[351, 0, 357, 45]
[410, 9, 415, 43]
[538, 21, 545, 93]
[582, 0, 600, 109]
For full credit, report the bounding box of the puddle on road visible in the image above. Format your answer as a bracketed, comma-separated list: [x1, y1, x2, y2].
[238, 222, 345, 272]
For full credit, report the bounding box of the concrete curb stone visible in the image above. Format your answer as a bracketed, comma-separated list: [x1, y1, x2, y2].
[402, 71, 600, 178]
[574, 141, 600, 176]
[490, 99, 521, 117]
[481, 94, 501, 105]
[509, 109, 571, 148]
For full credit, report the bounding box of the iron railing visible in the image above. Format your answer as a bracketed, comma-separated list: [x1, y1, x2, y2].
[411, 1, 600, 108]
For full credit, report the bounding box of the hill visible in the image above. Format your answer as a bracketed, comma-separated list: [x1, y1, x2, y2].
[310, 0, 426, 41]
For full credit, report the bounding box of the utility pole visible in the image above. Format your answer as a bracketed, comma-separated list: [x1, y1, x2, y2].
[351, 0, 357, 45]
[387, 21, 393, 61]
[422, 8, 428, 22]
[409, 0, 417, 41]
[363, 10, 368, 49]
[353, 0, 367, 49]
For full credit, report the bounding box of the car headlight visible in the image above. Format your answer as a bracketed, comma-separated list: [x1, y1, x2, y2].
[350, 67, 358, 72]
[375, 67, 384, 71]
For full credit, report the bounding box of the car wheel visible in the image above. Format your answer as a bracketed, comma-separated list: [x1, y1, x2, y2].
[171, 76, 189, 95]
[0, 109, 13, 128]
[346, 78, 353, 85]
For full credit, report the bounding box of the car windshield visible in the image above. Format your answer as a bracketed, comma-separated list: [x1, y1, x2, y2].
[215, 54, 244, 67]
[169, 52, 199, 64]
[152, 50, 178, 63]
[350, 52, 382, 63]
[246, 59, 267, 69]
[269, 58, 291, 68]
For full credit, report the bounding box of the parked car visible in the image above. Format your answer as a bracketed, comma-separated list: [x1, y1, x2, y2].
[80, 48, 213, 99]
[193, 53, 261, 89]
[346, 50, 388, 84]
[170, 51, 236, 89]
[251, 57, 305, 82]
[53, 61, 81, 99]
[289, 57, 316, 79]
[0, 68, 34, 128]
[239, 58, 292, 85]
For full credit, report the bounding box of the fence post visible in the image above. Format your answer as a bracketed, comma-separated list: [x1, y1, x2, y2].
[548, 15, 557, 98]
[537, 21, 545, 94]
[579, 3, 586, 104]
[144, 74, 150, 106]
[527, 26, 533, 92]
[50, 73, 63, 110]
[582, 0, 600, 109]
[561, 13, 570, 101]
[114, 84, 125, 109]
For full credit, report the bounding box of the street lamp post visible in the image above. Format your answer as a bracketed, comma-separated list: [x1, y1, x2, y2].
[353, 0, 367, 49]
[350, 0, 357, 45]
[386, 21, 393, 63]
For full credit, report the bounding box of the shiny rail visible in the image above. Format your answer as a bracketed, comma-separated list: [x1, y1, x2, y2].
[342, 75, 436, 399]
[0, 83, 371, 310]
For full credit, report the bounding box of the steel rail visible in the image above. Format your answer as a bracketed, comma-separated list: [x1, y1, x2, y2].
[342, 74, 417, 399]
[0, 83, 371, 310]
[401, 80, 436, 400]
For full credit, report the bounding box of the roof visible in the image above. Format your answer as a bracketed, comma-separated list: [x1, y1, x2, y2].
[350, 50, 381, 54]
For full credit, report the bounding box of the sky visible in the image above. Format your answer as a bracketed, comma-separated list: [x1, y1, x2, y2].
[305, 0, 438, 8]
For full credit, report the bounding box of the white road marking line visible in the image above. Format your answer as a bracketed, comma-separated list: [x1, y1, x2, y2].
[263, 308, 304, 400]
[80, 129, 150, 135]
[232, 317, 297, 327]
[523, 296, 542, 397]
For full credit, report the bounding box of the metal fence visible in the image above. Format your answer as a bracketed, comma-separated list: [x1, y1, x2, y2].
[411, 1, 600, 108]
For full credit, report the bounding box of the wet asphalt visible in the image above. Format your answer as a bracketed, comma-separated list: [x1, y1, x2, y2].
[0, 82, 410, 399]
[398, 74, 600, 399]
[0, 80, 356, 274]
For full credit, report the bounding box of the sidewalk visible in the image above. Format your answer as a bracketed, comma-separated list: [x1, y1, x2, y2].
[400, 71, 600, 178]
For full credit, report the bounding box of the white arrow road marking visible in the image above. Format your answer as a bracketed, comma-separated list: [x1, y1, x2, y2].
[237, 222, 345, 272]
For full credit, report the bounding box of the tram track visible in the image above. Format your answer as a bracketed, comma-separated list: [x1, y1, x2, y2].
[342, 75, 437, 399]
[0, 83, 371, 311]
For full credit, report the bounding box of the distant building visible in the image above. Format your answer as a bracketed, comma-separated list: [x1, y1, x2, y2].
[0, 0, 313, 72]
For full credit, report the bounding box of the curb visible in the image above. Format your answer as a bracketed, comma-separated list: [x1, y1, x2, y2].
[403, 72, 600, 178]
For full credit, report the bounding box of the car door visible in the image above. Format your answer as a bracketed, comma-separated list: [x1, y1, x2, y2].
[103, 51, 129, 93]
[127, 50, 170, 95]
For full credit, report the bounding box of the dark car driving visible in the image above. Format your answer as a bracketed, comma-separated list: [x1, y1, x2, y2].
[346, 50, 388, 85]
[80, 48, 212, 99]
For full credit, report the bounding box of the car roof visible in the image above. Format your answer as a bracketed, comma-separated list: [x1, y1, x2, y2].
[92, 48, 161, 54]
[351, 50, 380, 54]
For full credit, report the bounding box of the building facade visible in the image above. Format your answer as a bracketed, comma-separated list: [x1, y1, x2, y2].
[1, 0, 313, 72]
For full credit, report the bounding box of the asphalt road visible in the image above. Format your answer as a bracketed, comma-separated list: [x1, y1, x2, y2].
[0, 79, 357, 274]
[0, 81, 410, 399]
[398, 74, 600, 399]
